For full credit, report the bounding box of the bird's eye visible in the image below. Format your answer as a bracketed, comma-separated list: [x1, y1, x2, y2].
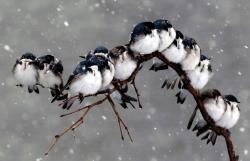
[157, 29, 161, 33]
[19, 61, 22, 65]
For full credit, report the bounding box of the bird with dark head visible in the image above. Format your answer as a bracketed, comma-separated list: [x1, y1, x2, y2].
[52, 59, 103, 110]
[109, 45, 138, 109]
[190, 90, 240, 146]
[12, 52, 39, 94]
[129, 21, 160, 55]
[180, 37, 201, 71]
[109, 45, 137, 81]
[149, 30, 185, 72]
[35, 54, 64, 97]
[81, 46, 115, 90]
[187, 54, 213, 90]
[149, 30, 186, 93]
[153, 19, 176, 52]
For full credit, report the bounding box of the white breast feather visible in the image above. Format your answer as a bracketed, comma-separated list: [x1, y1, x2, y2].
[101, 62, 115, 89]
[69, 66, 102, 96]
[38, 70, 61, 88]
[162, 39, 186, 63]
[216, 102, 240, 129]
[14, 63, 38, 86]
[130, 30, 160, 55]
[204, 96, 225, 122]
[181, 45, 201, 71]
[158, 28, 176, 52]
[187, 60, 213, 90]
[114, 54, 137, 81]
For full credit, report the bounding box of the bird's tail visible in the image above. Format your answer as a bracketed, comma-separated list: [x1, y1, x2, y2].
[187, 106, 199, 130]
[28, 85, 39, 94]
[61, 94, 74, 110]
[149, 62, 168, 71]
[175, 89, 187, 104]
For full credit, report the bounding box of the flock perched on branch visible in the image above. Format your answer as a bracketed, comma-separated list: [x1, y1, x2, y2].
[11, 19, 240, 160]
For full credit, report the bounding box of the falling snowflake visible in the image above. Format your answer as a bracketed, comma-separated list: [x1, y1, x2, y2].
[36, 158, 43, 161]
[244, 149, 248, 155]
[64, 21, 69, 27]
[102, 115, 107, 120]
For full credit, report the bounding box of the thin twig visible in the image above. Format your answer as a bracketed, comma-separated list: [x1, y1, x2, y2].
[107, 95, 133, 142]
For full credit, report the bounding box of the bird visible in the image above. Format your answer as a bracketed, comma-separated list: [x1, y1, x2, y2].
[175, 54, 213, 104]
[216, 94, 240, 129]
[86, 46, 115, 90]
[129, 21, 160, 55]
[180, 37, 201, 71]
[190, 90, 240, 145]
[52, 59, 103, 110]
[109, 45, 137, 81]
[12, 52, 39, 93]
[186, 55, 213, 90]
[153, 19, 176, 52]
[161, 30, 185, 63]
[109, 45, 140, 108]
[34, 54, 64, 97]
[149, 30, 185, 71]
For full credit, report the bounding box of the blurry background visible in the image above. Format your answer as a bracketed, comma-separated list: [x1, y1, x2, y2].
[0, 0, 249, 161]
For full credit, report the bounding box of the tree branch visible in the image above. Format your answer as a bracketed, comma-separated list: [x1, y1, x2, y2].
[156, 52, 238, 161]
[47, 51, 239, 161]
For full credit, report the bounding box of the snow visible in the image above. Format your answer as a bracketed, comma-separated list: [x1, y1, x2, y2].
[36, 158, 43, 161]
[244, 149, 248, 155]
[102, 115, 107, 120]
[64, 21, 69, 27]
[240, 127, 245, 132]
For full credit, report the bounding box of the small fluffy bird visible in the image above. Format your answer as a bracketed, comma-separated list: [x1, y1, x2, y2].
[180, 37, 201, 71]
[190, 90, 240, 145]
[153, 19, 176, 52]
[109, 45, 142, 108]
[161, 30, 185, 63]
[216, 95, 240, 129]
[149, 30, 184, 72]
[12, 52, 39, 93]
[176, 55, 213, 104]
[35, 54, 63, 97]
[109, 45, 137, 81]
[129, 21, 160, 55]
[186, 55, 213, 90]
[87, 46, 115, 90]
[52, 60, 103, 109]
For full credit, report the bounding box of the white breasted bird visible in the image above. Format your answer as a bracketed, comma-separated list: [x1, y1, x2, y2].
[162, 30, 185, 63]
[153, 19, 176, 52]
[187, 55, 213, 90]
[35, 54, 63, 97]
[52, 59, 103, 110]
[180, 37, 201, 71]
[12, 52, 39, 93]
[129, 21, 160, 55]
[176, 54, 213, 104]
[88, 46, 115, 90]
[190, 90, 240, 145]
[109, 45, 137, 81]
[216, 94, 240, 129]
[109, 45, 140, 108]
